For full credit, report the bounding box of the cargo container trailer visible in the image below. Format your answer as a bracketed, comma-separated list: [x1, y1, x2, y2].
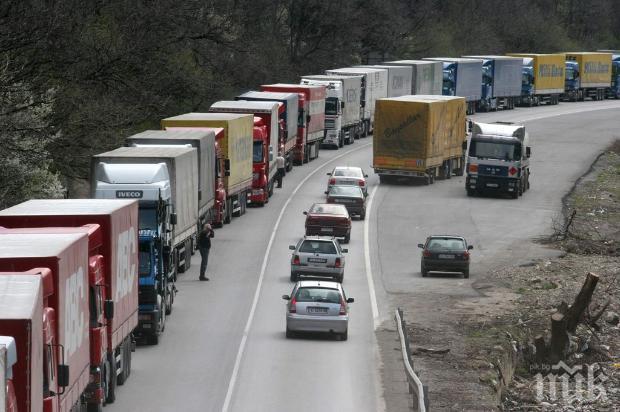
[462, 55, 522, 111]
[563, 52, 612, 101]
[382, 60, 443, 95]
[423, 57, 483, 114]
[507, 53, 564, 106]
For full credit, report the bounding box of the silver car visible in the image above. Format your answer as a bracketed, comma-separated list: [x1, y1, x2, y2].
[282, 280, 354, 340]
[289, 236, 347, 282]
[327, 166, 369, 196]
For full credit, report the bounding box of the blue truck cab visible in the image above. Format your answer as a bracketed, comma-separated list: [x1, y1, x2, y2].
[564, 60, 581, 100]
[609, 57, 620, 98]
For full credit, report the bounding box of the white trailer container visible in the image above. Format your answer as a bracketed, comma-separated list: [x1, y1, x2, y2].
[382, 60, 443, 95]
[301, 75, 362, 147]
[423, 57, 483, 114]
[325, 67, 388, 136]
[463, 55, 522, 111]
[356, 65, 412, 97]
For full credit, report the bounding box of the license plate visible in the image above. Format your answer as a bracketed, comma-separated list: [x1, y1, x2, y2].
[438, 254, 455, 259]
[307, 307, 328, 314]
[486, 183, 499, 188]
[336, 199, 352, 203]
[320, 227, 333, 232]
[308, 258, 327, 263]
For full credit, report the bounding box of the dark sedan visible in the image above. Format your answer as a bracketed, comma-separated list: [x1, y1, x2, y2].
[304, 203, 352, 243]
[325, 185, 366, 219]
[418, 236, 473, 278]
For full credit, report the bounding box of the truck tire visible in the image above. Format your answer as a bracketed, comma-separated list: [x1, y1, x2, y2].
[106, 354, 117, 403]
[184, 240, 192, 272]
[240, 192, 247, 216]
[165, 284, 173, 315]
[224, 198, 232, 223]
[87, 402, 104, 412]
[466, 188, 474, 197]
[117, 339, 129, 386]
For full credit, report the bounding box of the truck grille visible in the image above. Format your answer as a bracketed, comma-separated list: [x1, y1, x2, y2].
[325, 118, 335, 129]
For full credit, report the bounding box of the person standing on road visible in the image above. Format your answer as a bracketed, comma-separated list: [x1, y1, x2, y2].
[276, 155, 286, 188]
[198, 223, 214, 281]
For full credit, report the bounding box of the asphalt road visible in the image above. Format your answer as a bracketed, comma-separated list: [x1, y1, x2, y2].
[107, 100, 620, 412]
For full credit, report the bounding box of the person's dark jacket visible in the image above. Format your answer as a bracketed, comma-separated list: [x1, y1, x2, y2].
[197, 228, 214, 249]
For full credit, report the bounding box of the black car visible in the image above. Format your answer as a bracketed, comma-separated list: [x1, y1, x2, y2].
[418, 236, 473, 278]
[325, 185, 366, 219]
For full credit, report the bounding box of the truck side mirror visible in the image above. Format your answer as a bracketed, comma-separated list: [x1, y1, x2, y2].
[170, 213, 178, 226]
[526, 147, 531, 158]
[57, 364, 70, 388]
[289, 245, 296, 250]
[104, 300, 114, 320]
[417, 243, 424, 248]
[340, 101, 345, 109]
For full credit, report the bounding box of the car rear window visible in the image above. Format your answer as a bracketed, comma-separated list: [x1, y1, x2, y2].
[299, 240, 337, 254]
[295, 287, 341, 303]
[329, 186, 363, 197]
[427, 238, 465, 250]
[309, 204, 348, 215]
[334, 168, 362, 177]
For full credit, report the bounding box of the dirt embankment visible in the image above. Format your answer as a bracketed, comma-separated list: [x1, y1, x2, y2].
[379, 141, 620, 411]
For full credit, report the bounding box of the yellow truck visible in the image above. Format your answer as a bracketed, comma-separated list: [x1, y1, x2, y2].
[507, 53, 565, 105]
[563, 52, 612, 101]
[373, 95, 466, 184]
[161, 113, 253, 221]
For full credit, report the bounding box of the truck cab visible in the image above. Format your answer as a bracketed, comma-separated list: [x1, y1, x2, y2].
[564, 60, 581, 100]
[252, 116, 273, 204]
[521, 65, 535, 102]
[466, 122, 531, 198]
[442, 62, 457, 96]
[93, 163, 173, 344]
[300, 79, 343, 148]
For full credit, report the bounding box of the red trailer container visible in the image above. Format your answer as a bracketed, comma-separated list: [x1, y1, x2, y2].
[0, 271, 51, 412]
[0, 234, 90, 411]
[0, 199, 139, 405]
[261, 84, 326, 164]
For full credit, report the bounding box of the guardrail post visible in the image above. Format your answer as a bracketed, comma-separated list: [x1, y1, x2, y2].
[395, 308, 428, 412]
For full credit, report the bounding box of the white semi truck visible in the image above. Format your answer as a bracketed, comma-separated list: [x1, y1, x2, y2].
[466, 122, 531, 198]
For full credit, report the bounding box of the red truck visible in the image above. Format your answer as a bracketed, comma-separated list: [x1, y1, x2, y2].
[208, 101, 280, 206]
[0, 234, 91, 411]
[0, 199, 139, 408]
[261, 84, 326, 165]
[164, 127, 228, 226]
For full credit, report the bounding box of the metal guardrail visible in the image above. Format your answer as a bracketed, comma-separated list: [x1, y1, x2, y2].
[395, 308, 429, 411]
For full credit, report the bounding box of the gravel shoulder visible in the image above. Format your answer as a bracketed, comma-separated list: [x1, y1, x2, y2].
[378, 141, 620, 411]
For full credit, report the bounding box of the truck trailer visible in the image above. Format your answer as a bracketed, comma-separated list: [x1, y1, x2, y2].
[507, 53, 564, 106]
[300, 75, 362, 147]
[382, 60, 443, 95]
[356, 65, 412, 97]
[466, 122, 531, 198]
[325, 67, 388, 136]
[0, 199, 139, 396]
[0, 234, 91, 411]
[261, 83, 327, 164]
[462, 55, 522, 111]
[208, 100, 280, 206]
[423, 57, 483, 114]
[236, 91, 298, 172]
[373, 95, 467, 184]
[563, 52, 612, 101]
[161, 113, 253, 223]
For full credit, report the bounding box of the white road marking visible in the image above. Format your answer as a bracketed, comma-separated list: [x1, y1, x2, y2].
[364, 185, 380, 328]
[221, 142, 372, 412]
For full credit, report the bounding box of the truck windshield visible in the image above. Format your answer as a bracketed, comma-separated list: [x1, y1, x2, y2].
[253, 141, 263, 163]
[469, 140, 521, 161]
[565, 66, 577, 81]
[298, 108, 305, 128]
[139, 242, 152, 277]
[325, 97, 338, 115]
[139, 207, 157, 231]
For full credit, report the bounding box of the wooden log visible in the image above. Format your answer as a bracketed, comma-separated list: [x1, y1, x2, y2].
[565, 272, 599, 333]
[534, 335, 547, 363]
[556, 301, 569, 315]
[549, 313, 569, 364]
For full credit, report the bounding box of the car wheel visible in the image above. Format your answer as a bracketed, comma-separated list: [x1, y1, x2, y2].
[286, 328, 294, 339]
[463, 269, 470, 279]
[290, 272, 298, 282]
[360, 210, 366, 220]
[340, 329, 348, 341]
[466, 189, 474, 197]
[421, 264, 427, 277]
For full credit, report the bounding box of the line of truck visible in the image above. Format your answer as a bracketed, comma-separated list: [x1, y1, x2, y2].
[1, 48, 617, 411]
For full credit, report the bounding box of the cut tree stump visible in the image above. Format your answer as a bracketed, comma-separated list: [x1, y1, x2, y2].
[549, 313, 568, 364]
[534, 335, 547, 363]
[565, 272, 599, 333]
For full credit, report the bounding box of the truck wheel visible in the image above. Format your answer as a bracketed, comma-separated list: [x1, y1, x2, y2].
[240, 192, 247, 215]
[429, 170, 435, 184]
[165, 285, 173, 315]
[116, 341, 126, 386]
[224, 198, 232, 223]
[184, 240, 192, 272]
[87, 402, 104, 412]
[106, 355, 117, 403]
[466, 188, 474, 197]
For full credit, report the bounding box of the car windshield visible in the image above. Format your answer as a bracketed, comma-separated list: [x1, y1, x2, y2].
[299, 240, 337, 254]
[295, 287, 341, 303]
[329, 186, 363, 197]
[469, 140, 521, 161]
[334, 168, 362, 177]
[309, 204, 348, 215]
[427, 238, 465, 250]
[253, 141, 263, 163]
